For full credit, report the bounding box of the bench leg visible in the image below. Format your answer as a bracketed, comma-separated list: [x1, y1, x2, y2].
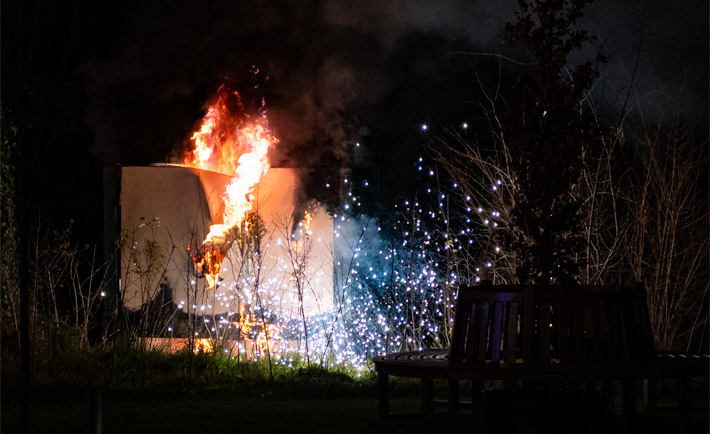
[378, 372, 389, 426]
[448, 379, 460, 429]
[678, 375, 691, 434]
[421, 378, 434, 414]
[644, 377, 657, 417]
[622, 378, 636, 417]
[471, 380, 483, 422]
[503, 373, 516, 393]
[602, 380, 614, 415]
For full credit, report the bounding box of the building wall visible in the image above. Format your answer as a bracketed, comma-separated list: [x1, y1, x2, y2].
[115, 165, 334, 324]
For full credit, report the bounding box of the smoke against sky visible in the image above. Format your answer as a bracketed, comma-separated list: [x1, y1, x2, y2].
[80, 0, 706, 175]
[2, 0, 705, 241]
[582, 1, 708, 119]
[80, 0, 514, 169]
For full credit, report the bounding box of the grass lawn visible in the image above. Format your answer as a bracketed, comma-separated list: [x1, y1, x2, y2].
[2, 382, 707, 434]
[2, 387, 417, 434]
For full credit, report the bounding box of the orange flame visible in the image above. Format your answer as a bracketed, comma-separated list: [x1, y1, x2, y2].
[193, 338, 214, 354]
[236, 307, 281, 356]
[292, 211, 312, 256]
[183, 86, 277, 288]
[303, 211, 312, 233]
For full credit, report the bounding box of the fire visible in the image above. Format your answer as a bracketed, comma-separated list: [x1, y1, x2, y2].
[183, 85, 278, 288]
[193, 338, 214, 354]
[292, 211, 312, 255]
[187, 243, 225, 289]
[303, 210, 312, 233]
[236, 307, 281, 356]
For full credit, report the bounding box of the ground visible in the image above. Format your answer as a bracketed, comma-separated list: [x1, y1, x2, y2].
[2, 384, 707, 434]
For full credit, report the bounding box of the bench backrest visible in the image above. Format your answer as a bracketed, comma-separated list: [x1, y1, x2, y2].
[449, 284, 525, 364]
[536, 284, 656, 364]
[449, 283, 656, 366]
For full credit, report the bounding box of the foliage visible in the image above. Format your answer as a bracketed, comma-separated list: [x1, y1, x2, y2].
[428, 0, 605, 285]
[1, 332, 374, 398]
[500, 0, 604, 283]
[428, 0, 708, 351]
[2, 2, 705, 397]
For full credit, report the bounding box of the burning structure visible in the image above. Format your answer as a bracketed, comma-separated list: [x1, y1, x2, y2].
[107, 165, 333, 309]
[103, 86, 335, 358]
[101, 85, 460, 367]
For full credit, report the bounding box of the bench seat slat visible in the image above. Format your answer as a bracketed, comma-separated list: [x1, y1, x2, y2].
[490, 301, 504, 362]
[505, 301, 519, 364]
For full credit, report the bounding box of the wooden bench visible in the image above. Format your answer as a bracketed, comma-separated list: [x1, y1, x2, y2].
[373, 283, 709, 431]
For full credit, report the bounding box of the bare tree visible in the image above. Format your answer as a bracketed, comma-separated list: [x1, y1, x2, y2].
[428, 2, 708, 352]
[428, 123, 520, 285]
[119, 218, 178, 343]
[1, 108, 21, 347]
[626, 110, 708, 350]
[68, 245, 108, 349]
[277, 210, 316, 365]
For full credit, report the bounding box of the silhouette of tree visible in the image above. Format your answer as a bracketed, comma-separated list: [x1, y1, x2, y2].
[501, 0, 605, 283]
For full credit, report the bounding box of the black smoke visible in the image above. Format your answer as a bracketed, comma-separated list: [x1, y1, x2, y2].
[2, 0, 705, 240]
[79, 1, 509, 171]
[79, 0, 707, 199]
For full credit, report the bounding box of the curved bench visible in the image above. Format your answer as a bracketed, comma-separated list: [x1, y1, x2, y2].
[373, 283, 709, 432]
[374, 284, 526, 426]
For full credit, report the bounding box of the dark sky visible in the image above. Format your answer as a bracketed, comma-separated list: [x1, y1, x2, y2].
[2, 0, 707, 241]
[77, 0, 509, 168]
[78, 0, 708, 167]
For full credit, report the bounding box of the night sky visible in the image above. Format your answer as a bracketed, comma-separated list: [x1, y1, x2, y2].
[2, 0, 707, 244]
